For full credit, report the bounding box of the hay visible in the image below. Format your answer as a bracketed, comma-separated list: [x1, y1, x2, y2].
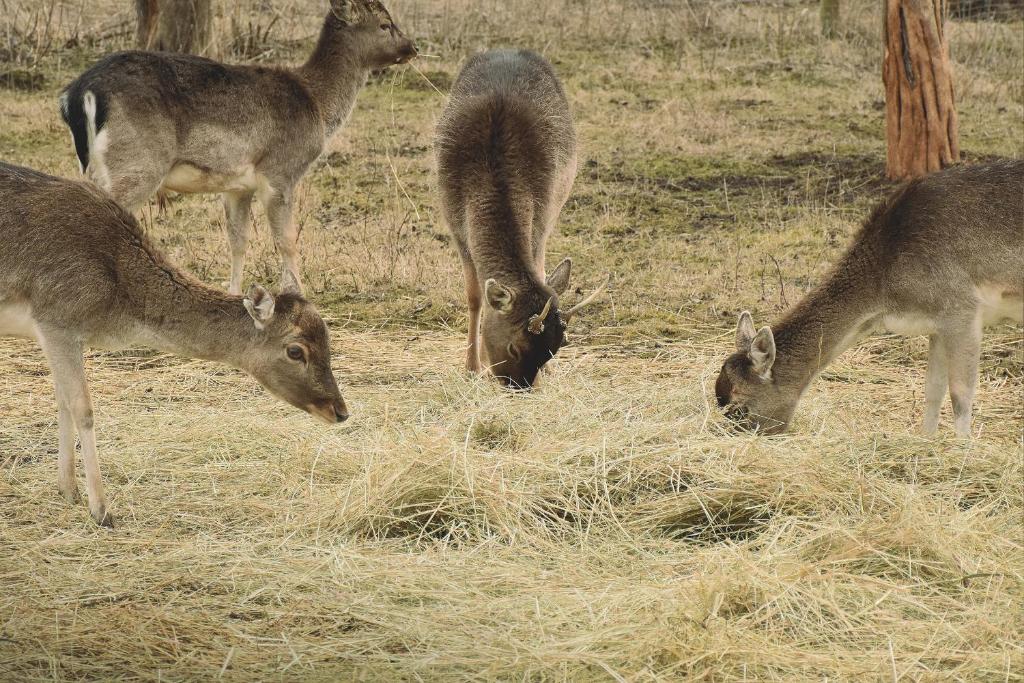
[2, 327, 1020, 680]
[2, 0, 1023, 680]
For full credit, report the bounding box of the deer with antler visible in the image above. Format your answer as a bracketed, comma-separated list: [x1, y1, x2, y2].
[436, 49, 604, 389]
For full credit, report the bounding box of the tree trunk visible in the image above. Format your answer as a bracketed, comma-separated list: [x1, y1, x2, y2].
[135, 0, 213, 55]
[882, 0, 960, 181]
[820, 0, 840, 38]
[135, 0, 158, 48]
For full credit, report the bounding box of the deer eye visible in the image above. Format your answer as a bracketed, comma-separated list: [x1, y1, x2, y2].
[286, 345, 305, 362]
[507, 343, 521, 360]
[380, 23, 391, 31]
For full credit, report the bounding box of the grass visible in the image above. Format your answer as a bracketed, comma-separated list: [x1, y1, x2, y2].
[1, 0, 1022, 680]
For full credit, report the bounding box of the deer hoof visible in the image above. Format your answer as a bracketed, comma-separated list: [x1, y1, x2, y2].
[59, 485, 81, 504]
[91, 506, 115, 529]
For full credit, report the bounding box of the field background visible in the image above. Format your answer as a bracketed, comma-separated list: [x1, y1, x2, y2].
[1, 0, 1022, 680]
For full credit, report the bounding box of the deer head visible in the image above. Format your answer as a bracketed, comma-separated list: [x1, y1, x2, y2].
[327, 0, 417, 67]
[242, 285, 349, 424]
[481, 259, 606, 389]
[714, 311, 794, 434]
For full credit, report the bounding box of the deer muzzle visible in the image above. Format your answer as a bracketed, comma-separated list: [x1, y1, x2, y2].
[308, 397, 350, 424]
[396, 42, 418, 64]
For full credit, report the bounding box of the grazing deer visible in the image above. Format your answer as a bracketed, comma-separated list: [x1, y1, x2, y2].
[715, 160, 1023, 436]
[59, 0, 417, 295]
[0, 162, 349, 527]
[436, 49, 603, 389]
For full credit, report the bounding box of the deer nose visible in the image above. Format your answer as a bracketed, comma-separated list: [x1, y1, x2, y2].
[333, 399, 349, 423]
[397, 43, 418, 63]
[500, 376, 534, 392]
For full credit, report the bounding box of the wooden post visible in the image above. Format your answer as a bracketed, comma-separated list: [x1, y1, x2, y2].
[135, 0, 159, 49]
[821, 0, 840, 38]
[882, 0, 960, 180]
[135, 0, 214, 55]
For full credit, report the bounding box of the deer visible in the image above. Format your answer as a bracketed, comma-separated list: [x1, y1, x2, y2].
[58, 0, 417, 296]
[435, 49, 604, 389]
[0, 162, 350, 527]
[715, 160, 1023, 437]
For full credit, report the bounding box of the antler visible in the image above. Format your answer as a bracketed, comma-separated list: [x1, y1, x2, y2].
[527, 296, 554, 334]
[563, 275, 610, 323]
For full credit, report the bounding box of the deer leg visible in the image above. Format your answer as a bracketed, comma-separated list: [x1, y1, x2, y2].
[534, 157, 575, 277]
[56, 395, 80, 503]
[93, 129, 170, 214]
[38, 329, 112, 527]
[264, 190, 303, 294]
[921, 334, 948, 436]
[944, 317, 982, 438]
[462, 257, 482, 373]
[105, 170, 166, 215]
[223, 190, 254, 295]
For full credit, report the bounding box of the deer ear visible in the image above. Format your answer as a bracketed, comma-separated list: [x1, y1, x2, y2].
[546, 258, 572, 295]
[736, 311, 757, 351]
[244, 285, 276, 330]
[329, 0, 355, 22]
[748, 326, 776, 377]
[484, 279, 515, 314]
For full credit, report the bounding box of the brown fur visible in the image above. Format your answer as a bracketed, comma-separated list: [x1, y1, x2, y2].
[60, 0, 417, 295]
[435, 49, 579, 388]
[716, 160, 1024, 436]
[0, 162, 348, 526]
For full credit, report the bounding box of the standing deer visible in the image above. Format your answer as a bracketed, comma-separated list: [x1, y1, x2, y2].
[715, 160, 1023, 436]
[0, 163, 349, 527]
[436, 49, 603, 389]
[59, 0, 417, 295]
